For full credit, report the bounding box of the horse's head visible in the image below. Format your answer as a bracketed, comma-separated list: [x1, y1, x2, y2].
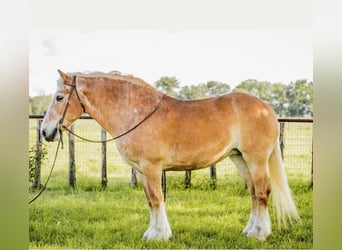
[41, 69, 85, 142]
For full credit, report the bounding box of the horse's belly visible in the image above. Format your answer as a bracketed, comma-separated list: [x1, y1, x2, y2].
[164, 143, 235, 171]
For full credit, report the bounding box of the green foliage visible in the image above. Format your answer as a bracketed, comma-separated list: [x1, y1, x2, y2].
[154, 76, 180, 97]
[154, 77, 231, 100]
[153, 76, 312, 117]
[29, 144, 48, 189]
[206, 80, 231, 97]
[233, 79, 313, 117]
[178, 84, 208, 100]
[29, 95, 52, 114]
[286, 79, 313, 117]
[233, 79, 273, 102]
[178, 81, 230, 100]
[270, 83, 288, 116]
[233, 80, 288, 116]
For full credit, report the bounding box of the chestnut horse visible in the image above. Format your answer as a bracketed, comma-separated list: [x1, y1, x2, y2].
[41, 70, 299, 241]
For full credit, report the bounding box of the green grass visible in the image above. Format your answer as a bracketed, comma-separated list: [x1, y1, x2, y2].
[29, 119, 313, 249]
[29, 173, 312, 249]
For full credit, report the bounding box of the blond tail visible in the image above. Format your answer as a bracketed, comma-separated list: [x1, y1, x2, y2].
[268, 144, 300, 226]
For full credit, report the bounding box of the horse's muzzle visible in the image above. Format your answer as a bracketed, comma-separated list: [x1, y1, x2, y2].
[41, 127, 59, 142]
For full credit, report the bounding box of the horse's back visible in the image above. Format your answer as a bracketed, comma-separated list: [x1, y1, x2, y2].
[165, 92, 278, 131]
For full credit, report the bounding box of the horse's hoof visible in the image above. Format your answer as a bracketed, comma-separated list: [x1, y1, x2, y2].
[246, 225, 270, 241]
[143, 226, 172, 240]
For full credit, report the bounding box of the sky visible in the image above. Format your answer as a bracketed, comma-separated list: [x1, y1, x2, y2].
[29, 29, 312, 96]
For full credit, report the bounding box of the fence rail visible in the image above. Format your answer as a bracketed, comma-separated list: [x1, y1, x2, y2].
[29, 114, 314, 122]
[29, 115, 313, 191]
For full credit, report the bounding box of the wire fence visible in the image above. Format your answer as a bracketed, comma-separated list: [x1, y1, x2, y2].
[29, 116, 313, 189]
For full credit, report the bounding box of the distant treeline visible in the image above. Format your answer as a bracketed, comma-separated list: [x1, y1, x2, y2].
[29, 77, 312, 117]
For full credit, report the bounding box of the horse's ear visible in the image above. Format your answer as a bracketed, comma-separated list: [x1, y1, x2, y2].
[57, 69, 71, 83]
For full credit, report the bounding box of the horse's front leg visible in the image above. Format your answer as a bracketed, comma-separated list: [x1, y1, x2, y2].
[140, 162, 172, 240]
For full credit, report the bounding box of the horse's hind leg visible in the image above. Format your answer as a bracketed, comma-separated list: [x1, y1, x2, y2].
[230, 154, 257, 235]
[243, 154, 272, 241]
[230, 153, 271, 241]
[140, 162, 172, 240]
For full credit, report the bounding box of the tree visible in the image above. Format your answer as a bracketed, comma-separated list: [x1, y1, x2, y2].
[233, 79, 313, 117]
[234, 80, 286, 116]
[29, 99, 33, 114]
[206, 81, 231, 97]
[233, 79, 272, 103]
[29, 95, 52, 114]
[154, 76, 180, 97]
[178, 81, 231, 100]
[270, 83, 288, 117]
[177, 85, 196, 100]
[285, 80, 313, 117]
[178, 84, 208, 100]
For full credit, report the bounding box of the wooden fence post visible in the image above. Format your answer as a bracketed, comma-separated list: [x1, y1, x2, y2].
[184, 170, 191, 188]
[69, 125, 76, 189]
[32, 119, 42, 190]
[279, 122, 285, 159]
[101, 128, 108, 189]
[210, 166, 217, 189]
[184, 167, 217, 189]
[311, 140, 313, 188]
[162, 171, 166, 201]
[131, 168, 137, 188]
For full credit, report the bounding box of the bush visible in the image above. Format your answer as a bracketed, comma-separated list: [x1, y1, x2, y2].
[29, 144, 48, 191]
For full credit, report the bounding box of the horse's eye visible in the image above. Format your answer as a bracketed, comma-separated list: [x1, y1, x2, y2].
[56, 96, 64, 102]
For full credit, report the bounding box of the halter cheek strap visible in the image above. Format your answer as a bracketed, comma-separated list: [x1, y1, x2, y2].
[59, 75, 86, 124]
[58, 75, 86, 148]
[63, 75, 86, 113]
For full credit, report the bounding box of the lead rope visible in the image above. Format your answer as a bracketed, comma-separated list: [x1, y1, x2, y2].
[29, 137, 62, 204]
[29, 75, 166, 203]
[29, 77, 77, 204]
[62, 94, 166, 143]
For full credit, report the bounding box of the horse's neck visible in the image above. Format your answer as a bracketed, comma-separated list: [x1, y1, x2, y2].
[80, 77, 162, 137]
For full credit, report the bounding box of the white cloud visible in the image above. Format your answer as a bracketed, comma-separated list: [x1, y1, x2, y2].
[42, 37, 61, 57]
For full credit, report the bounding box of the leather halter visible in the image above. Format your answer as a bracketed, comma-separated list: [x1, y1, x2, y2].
[58, 75, 85, 128]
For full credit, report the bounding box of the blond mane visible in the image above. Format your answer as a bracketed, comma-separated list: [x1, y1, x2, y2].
[77, 71, 156, 91]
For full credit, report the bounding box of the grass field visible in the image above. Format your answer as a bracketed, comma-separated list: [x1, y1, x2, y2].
[29, 119, 313, 249]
